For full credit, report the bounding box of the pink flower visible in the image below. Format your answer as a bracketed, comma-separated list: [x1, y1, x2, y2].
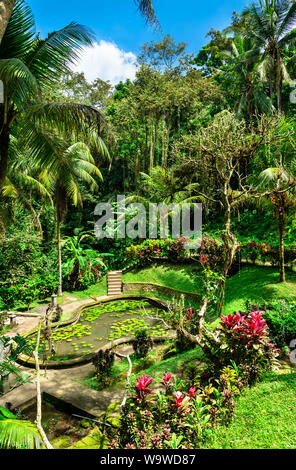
[136, 373, 154, 392]
[221, 313, 244, 330]
[162, 372, 173, 383]
[136, 373, 154, 400]
[189, 386, 196, 397]
[173, 391, 183, 407]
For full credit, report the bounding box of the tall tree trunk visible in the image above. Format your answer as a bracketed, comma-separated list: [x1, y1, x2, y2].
[278, 210, 285, 283]
[57, 211, 62, 296]
[276, 53, 282, 113]
[161, 117, 170, 169]
[0, 0, 16, 44]
[25, 200, 44, 239]
[135, 153, 140, 193]
[0, 125, 10, 191]
[149, 121, 155, 174]
[220, 199, 239, 313]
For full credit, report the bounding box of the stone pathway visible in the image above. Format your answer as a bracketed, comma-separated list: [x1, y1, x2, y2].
[5, 297, 104, 338]
[0, 362, 125, 418]
[1, 295, 126, 417]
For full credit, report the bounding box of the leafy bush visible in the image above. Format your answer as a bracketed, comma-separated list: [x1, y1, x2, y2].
[133, 328, 153, 358]
[239, 240, 296, 266]
[0, 233, 45, 285]
[106, 368, 244, 449]
[204, 310, 279, 385]
[0, 273, 59, 310]
[260, 300, 296, 349]
[92, 349, 115, 388]
[168, 236, 189, 260]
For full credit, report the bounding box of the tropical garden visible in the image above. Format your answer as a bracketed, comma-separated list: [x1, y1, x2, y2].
[1, 0, 296, 451]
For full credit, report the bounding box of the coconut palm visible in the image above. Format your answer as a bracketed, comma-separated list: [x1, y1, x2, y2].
[26, 126, 109, 295]
[0, 0, 158, 45]
[0, 0, 107, 191]
[2, 136, 53, 238]
[243, 0, 296, 112]
[219, 34, 274, 121]
[259, 167, 295, 282]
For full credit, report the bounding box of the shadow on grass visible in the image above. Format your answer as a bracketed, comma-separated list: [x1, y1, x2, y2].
[225, 266, 296, 313]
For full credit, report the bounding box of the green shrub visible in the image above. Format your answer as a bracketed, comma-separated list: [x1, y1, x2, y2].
[262, 300, 296, 349]
[133, 328, 153, 358]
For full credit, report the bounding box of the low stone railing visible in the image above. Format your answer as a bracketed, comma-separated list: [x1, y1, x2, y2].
[16, 294, 171, 369]
[122, 282, 201, 304]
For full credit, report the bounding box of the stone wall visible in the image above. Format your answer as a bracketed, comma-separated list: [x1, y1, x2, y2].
[122, 282, 201, 304]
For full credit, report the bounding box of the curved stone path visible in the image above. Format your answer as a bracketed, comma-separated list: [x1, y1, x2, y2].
[0, 295, 126, 418]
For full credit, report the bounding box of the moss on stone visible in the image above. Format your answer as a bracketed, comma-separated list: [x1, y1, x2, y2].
[51, 435, 73, 449]
[69, 426, 108, 449]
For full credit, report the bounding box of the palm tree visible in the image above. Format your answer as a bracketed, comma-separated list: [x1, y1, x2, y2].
[244, 0, 296, 112]
[0, 0, 107, 191]
[219, 34, 274, 121]
[0, 0, 158, 45]
[0, 405, 42, 449]
[27, 128, 109, 295]
[259, 167, 295, 282]
[2, 136, 53, 238]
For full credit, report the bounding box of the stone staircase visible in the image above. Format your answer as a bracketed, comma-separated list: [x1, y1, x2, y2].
[107, 271, 122, 296]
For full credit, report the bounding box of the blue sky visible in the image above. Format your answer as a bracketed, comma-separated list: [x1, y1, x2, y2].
[27, 0, 249, 85]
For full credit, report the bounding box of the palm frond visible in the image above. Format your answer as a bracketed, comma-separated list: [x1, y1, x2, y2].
[0, 418, 42, 449]
[25, 22, 95, 84]
[0, 0, 35, 60]
[278, 0, 296, 37]
[26, 102, 107, 138]
[135, 0, 159, 28]
[0, 58, 40, 109]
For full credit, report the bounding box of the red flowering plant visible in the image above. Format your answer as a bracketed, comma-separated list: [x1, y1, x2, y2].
[107, 372, 213, 449]
[199, 234, 225, 271]
[135, 373, 154, 401]
[203, 309, 279, 385]
[168, 236, 190, 260]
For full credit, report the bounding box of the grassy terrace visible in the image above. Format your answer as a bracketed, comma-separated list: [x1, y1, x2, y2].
[28, 264, 296, 322]
[122, 262, 202, 293]
[224, 266, 296, 314]
[205, 371, 296, 449]
[80, 342, 204, 390]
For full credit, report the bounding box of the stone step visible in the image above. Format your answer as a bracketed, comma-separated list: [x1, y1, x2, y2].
[107, 270, 122, 295]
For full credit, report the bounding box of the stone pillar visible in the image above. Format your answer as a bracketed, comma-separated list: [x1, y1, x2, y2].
[8, 314, 17, 326]
[0, 372, 10, 395]
[51, 294, 57, 307]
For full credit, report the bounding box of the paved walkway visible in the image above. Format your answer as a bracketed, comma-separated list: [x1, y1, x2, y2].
[0, 362, 125, 418]
[5, 297, 103, 338]
[1, 295, 126, 417]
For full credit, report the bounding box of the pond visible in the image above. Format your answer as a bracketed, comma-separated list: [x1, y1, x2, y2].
[27, 298, 167, 362]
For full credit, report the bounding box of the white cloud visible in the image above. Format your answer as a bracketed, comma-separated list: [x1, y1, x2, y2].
[71, 40, 138, 86]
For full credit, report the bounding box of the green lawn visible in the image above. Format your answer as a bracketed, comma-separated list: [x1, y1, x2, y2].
[205, 371, 296, 449]
[224, 266, 296, 314]
[28, 264, 296, 325]
[123, 262, 201, 293]
[80, 343, 204, 390]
